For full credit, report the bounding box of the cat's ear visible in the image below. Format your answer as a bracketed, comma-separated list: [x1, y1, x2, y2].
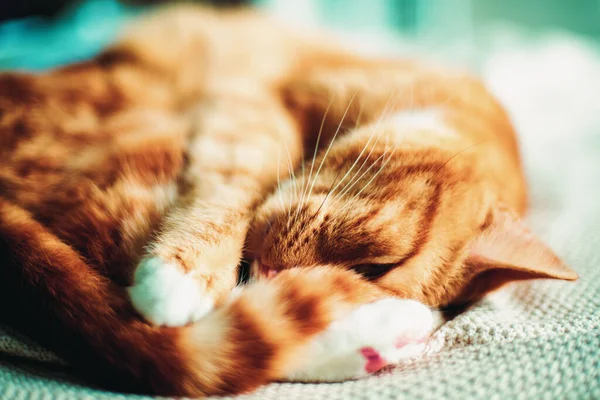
[455, 208, 578, 303]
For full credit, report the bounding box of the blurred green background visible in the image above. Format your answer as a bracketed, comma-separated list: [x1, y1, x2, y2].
[1, 0, 599, 70]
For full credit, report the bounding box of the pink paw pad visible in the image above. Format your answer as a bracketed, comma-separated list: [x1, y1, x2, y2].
[360, 347, 388, 373]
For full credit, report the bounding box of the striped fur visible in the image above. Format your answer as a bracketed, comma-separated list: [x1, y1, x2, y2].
[0, 5, 577, 397]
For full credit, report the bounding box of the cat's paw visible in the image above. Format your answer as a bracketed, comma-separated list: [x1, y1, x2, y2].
[128, 257, 214, 326]
[286, 298, 432, 382]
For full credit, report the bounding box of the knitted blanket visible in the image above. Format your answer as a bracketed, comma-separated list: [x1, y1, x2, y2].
[1, 27, 599, 400]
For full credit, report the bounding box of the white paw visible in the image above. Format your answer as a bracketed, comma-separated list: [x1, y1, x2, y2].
[128, 257, 214, 326]
[286, 298, 433, 382]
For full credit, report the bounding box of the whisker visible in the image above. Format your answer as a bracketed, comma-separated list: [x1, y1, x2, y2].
[354, 100, 364, 130]
[334, 92, 400, 198]
[315, 167, 344, 216]
[293, 143, 306, 223]
[265, 216, 272, 230]
[305, 89, 359, 205]
[295, 95, 335, 223]
[275, 150, 288, 219]
[282, 139, 298, 214]
[311, 100, 367, 217]
[343, 143, 398, 206]
[337, 142, 395, 201]
[300, 141, 306, 197]
[318, 101, 369, 199]
[340, 138, 489, 214]
[335, 93, 401, 199]
[433, 139, 490, 176]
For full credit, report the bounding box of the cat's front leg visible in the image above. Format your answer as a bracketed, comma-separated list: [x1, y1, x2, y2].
[128, 201, 250, 326]
[128, 87, 302, 327]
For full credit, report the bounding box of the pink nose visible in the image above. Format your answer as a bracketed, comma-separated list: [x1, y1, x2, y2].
[258, 260, 280, 279]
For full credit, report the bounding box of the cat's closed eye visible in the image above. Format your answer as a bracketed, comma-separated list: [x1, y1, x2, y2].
[348, 263, 399, 280]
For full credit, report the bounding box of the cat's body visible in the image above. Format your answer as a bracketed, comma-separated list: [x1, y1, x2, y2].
[0, 5, 577, 397]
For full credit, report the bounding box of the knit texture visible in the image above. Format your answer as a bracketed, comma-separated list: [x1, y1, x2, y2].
[1, 29, 599, 400]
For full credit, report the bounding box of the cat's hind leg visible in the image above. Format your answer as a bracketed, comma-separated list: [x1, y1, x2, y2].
[284, 298, 432, 382]
[196, 266, 434, 389]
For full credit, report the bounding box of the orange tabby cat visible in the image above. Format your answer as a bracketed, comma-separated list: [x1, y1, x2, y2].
[0, 5, 577, 397]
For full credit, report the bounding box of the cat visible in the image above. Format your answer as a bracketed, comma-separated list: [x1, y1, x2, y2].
[0, 4, 577, 397]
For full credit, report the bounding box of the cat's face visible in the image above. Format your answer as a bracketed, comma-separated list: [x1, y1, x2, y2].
[246, 125, 577, 307]
[246, 129, 492, 307]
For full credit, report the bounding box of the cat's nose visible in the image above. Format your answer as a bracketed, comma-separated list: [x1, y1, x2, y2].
[266, 269, 279, 279]
[258, 260, 281, 279]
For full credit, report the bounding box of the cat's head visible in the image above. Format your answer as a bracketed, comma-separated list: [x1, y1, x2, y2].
[246, 130, 578, 307]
